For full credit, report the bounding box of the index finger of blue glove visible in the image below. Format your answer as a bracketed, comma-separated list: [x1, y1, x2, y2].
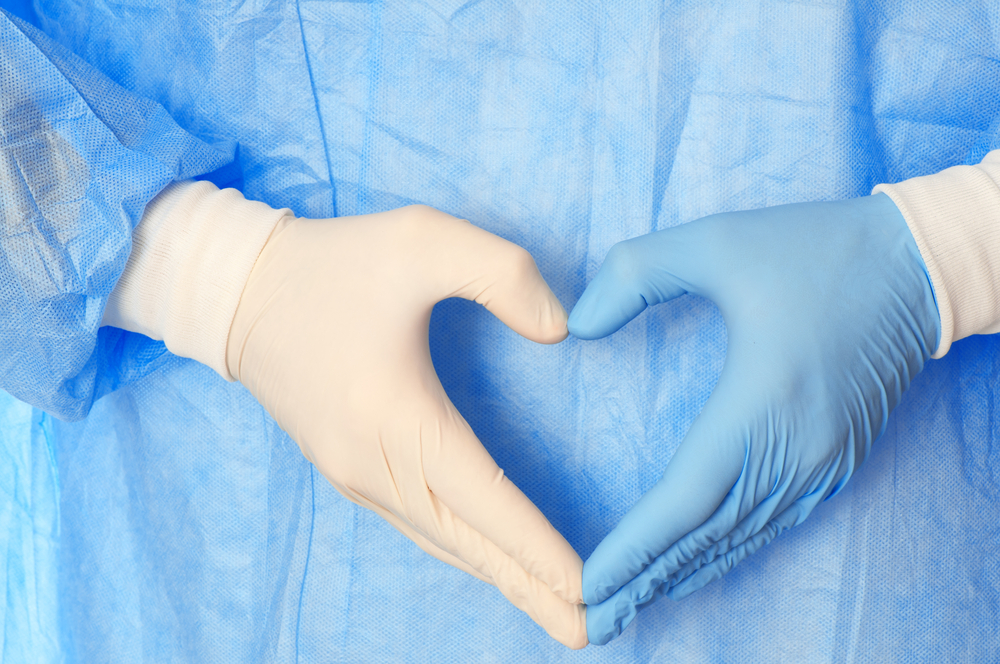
[586, 560, 661, 645]
[586, 490, 808, 645]
[582, 394, 748, 606]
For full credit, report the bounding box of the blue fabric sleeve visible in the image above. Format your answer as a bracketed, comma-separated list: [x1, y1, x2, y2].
[0, 9, 233, 420]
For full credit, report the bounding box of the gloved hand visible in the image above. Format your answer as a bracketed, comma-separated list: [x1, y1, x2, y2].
[103, 182, 587, 648]
[568, 194, 940, 644]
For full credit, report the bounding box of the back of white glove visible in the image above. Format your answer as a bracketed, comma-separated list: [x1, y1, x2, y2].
[104, 182, 587, 648]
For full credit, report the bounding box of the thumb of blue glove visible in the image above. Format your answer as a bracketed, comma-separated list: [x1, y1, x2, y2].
[570, 194, 940, 645]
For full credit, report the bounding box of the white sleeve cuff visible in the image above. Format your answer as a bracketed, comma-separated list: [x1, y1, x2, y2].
[873, 150, 1000, 358]
[102, 180, 291, 380]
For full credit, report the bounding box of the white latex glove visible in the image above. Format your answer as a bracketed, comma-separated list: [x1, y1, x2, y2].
[103, 181, 587, 648]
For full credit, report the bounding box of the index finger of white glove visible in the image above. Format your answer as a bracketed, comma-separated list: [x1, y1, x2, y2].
[335, 483, 493, 584]
[421, 403, 585, 607]
[335, 451, 588, 649]
[415, 490, 588, 649]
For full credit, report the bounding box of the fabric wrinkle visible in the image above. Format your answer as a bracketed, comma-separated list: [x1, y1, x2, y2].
[0, 1, 997, 661]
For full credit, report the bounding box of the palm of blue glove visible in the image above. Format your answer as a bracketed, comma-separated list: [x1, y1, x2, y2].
[569, 194, 940, 645]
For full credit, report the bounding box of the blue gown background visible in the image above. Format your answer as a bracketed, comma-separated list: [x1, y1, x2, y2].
[1, 1, 999, 661]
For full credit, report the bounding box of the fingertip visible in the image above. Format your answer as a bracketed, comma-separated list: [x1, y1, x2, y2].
[585, 592, 635, 646]
[565, 604, 589, 650]
[576, 605, 590, 649]
[585, 600, 614, 646]
[472, 241, 572, 345]
[566, 289, 612, 341]
[582, 522, 661, 606]
[566, 271, 647, 341]
[581, 559, 614, 606]
[535, 294, 569, 345]
[566, 302, 592, 340]
[560, 551, 585, 605]
[541, 324, 569, 345]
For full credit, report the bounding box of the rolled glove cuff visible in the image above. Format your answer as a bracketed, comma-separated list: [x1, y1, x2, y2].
[873, 150, 1000, 358]
[102, 180, 291, 380]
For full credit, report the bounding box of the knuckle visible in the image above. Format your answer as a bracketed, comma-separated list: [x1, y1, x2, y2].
[393, 204, 450, 233]
[603, 240, 642, 283]
[503, 244, 539, 280]
[401, 203, 437, 218]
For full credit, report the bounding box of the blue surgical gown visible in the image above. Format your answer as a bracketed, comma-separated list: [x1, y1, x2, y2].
[1, 2, 999, 662]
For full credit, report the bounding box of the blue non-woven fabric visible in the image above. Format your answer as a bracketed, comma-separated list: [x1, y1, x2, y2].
[0, 390, 59, 664]
[2, 1, 1000, 661]
[0, 9, 232, 421]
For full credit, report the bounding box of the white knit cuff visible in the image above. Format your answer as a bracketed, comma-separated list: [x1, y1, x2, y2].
[873, 150, 1000, 358]
[102, 180, 290, 380]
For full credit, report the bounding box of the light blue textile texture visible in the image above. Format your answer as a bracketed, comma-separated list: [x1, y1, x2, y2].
[0, 7, 232, 421]
[1, 1, 999, 661]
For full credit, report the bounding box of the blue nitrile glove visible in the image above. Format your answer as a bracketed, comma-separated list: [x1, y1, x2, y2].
[568, 194, 941, 645]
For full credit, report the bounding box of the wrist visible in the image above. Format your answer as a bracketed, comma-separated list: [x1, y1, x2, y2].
[873, 151, 1000, 358]
[853, 193, 942, 357]
[102, 180, 291, 379]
